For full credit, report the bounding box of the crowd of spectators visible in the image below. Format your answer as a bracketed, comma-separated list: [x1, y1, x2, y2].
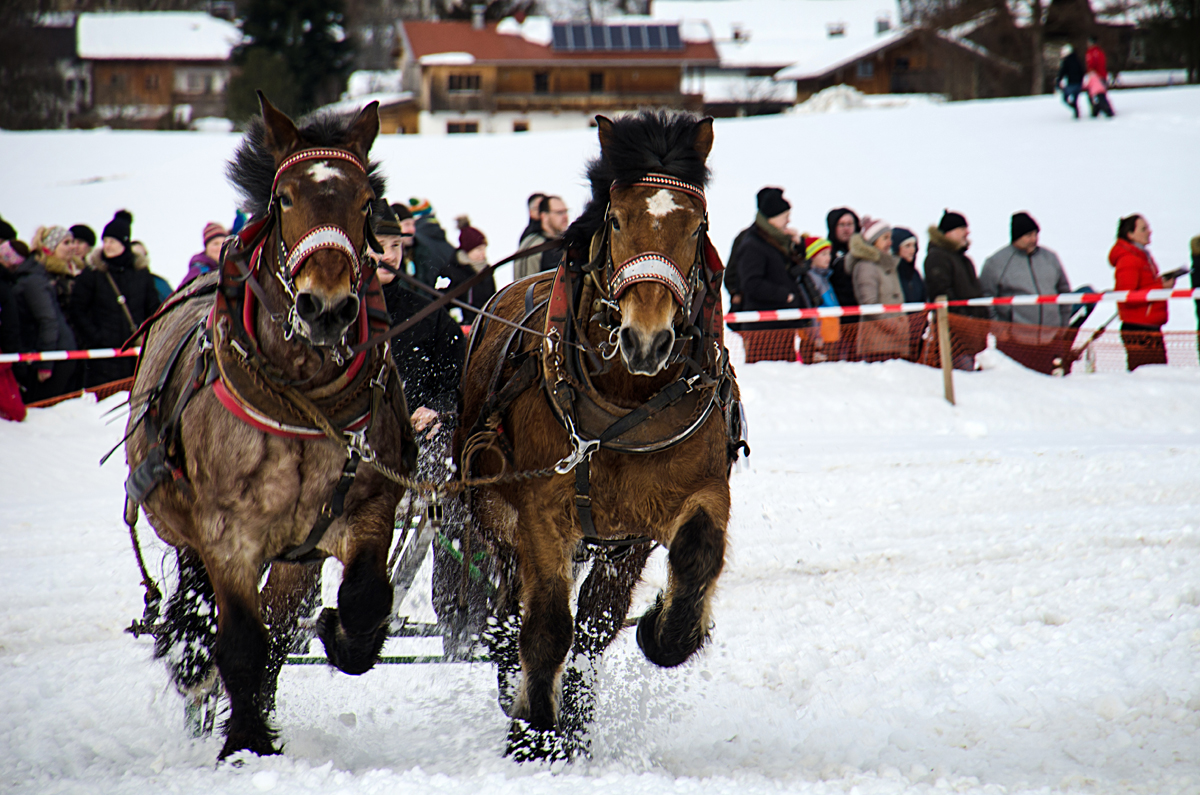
[725, 188, 1199, 373]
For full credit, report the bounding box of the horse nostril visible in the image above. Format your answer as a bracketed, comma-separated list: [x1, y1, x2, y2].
[619, 327, 637, 354]
[331, 295, 359, 325]
[652, 330, 674, 362]
[296, 292, 324, 322]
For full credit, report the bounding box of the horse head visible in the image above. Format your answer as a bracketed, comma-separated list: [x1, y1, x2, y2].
[257, 92, 380, 347]
[595, 114, 714, 377]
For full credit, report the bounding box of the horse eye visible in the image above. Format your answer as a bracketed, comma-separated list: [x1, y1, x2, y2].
[361, 200, 371, 214]
[277, 194, 293, 209]
[610, 217, 620, 231]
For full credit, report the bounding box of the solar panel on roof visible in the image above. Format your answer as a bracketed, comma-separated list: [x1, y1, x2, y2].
[549, 22, 684, 52]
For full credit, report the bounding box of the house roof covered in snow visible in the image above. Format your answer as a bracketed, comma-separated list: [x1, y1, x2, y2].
[647, 0, 904, 69]
[77, 12, 241, 61]
[400, 18, 719, 66]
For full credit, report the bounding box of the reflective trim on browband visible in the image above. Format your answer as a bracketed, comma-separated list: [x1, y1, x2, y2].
[619, 173, 706, 209]
[271, 148, 365, 194]
[612, 253, 691, 306]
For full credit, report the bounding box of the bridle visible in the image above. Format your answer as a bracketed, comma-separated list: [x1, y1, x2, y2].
[229, 146, 379, 354]
[592, 172, 710, 360]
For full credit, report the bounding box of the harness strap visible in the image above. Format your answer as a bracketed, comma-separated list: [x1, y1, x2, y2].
[281, 452, 361, 562]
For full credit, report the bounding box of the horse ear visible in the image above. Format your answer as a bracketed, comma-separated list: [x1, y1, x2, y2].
[692, 117, 714, 161]
[257, 91, 300, 160]
[346, 101, 381, 165]
[595, 115, 615, 155]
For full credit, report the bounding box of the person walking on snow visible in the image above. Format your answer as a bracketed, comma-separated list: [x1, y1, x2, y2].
[1056, 45, 1085, 119]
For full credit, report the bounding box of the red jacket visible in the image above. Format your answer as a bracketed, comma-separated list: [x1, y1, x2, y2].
[1086, 44, 1108, 80]
[1109, 238, 1167, 327]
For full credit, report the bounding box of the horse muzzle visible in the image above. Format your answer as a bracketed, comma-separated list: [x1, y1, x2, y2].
[619, 324, 675, 376]
[294, 290, 359, 346]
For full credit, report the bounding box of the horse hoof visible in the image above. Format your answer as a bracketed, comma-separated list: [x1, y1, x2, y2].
[217, 734, 280, 762]
[505, 719, 572, 763]
[635, 602, 697, 668]
[316, 607, 387, 675]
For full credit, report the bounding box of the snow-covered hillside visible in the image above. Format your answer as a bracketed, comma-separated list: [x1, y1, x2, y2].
[3, 86, 1199, 326]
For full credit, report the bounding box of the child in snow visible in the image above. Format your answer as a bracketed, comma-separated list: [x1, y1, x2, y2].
[1085, 71, 1114, 118]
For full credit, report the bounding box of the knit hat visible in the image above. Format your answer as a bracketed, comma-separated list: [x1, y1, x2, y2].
[891, 226, 917, 254]
[803, 235, 832, 260]
[862, 217, 891, 244]
[371, 200, 404, 237]
[0, 239, 29, 265]
[390, 202, 413, 222]
[102, 210, 133, 246]
[70, 224, 95, 247]
[407, 197, 432, 220]
[203, 221, 228, 247]
[1060, 44, 1071, 57]
[756, 187, 790, 219]
[1010, 211, 1039, 242]
[0, 216, 15, 242]
[937, 210, 967, 234]
[41, 226, 71, 253]
[457, 216, 486, 252]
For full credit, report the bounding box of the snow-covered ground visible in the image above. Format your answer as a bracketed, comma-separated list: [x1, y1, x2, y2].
[3, 349, 1199, 794]
[3, 86, 1199, 326]
[2, 87, 1200, 794]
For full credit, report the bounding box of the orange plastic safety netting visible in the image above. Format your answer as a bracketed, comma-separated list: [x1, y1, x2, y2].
[731, 313, 1200, 374]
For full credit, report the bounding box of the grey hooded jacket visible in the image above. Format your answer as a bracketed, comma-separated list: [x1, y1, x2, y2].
[980, 244, 1072, 327]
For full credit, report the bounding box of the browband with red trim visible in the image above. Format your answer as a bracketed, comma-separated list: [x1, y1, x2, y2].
[271, 148, 365, 194]
[618, 173, 707, 209]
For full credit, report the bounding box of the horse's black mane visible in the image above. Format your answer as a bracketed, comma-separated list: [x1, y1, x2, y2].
[227, 109, 387, 218]
[562, 110, 711, 255]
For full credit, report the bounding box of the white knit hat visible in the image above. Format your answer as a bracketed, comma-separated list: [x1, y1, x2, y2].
[862, 218, 891, 243]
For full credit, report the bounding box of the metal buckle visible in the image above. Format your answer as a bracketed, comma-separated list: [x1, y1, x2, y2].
[554, 414, 599, 474]
[345, 429, 375, 463]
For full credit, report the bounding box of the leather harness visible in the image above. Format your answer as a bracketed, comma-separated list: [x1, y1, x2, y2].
[462, 173, 748, 553]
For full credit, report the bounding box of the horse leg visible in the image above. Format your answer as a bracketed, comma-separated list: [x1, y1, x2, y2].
[206, 557, 278, 760]
[636, 497, 727, 668]
[506, 519, 575, 760]
[155, 547, 220, 735]
[559, 543, 654, 753]
[482, 544, 522, 716]
[316, 501, 395, 675]
[259, 561, 321, 712]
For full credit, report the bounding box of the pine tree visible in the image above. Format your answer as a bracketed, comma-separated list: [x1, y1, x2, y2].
[229, 0, 355, 121]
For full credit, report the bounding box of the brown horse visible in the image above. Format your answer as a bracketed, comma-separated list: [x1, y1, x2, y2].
[455, 110, 745, 760]
[123, 94, 415, 761]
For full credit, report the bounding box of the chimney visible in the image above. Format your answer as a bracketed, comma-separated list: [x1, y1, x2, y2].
[471, 4, 486, 30]
[876, 14, 891, 34]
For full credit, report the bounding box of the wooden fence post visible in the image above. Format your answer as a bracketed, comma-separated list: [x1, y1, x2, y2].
[935, 295, 955, 406]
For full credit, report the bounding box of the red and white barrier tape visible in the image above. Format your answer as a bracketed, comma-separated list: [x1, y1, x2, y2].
[0, 347, 141, 364]
[725, 288, 1200, 324]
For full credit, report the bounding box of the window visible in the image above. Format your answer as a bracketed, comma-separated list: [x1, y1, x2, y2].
[534, 72, 549, 93]
[448, 73, 481, 93]
[856, 60, 875, 78]
[145, 74, 159, 91]
[589, 72, 604, 93]
[447, 121, 479, 134]
[513, 120, 529, 133]
[893, 56, 910, 72]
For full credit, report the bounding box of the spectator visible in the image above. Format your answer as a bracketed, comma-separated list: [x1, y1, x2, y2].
[71, 210, 161, 386]
[1, 238, 78, 402]
[1085, 36, 1108, 82]
[442, 216, 496, 323]
[514, 195, 568, 279]
[0, 216, 16, 243]
[925, 210, 987, 370]
[1084, 69, 1114, 118]
[519, 192, 545, 246]
[725, 188, 787, 312]
[892, 227, 926, 303]
[1057, 45, 1086, 119]
[826, 208, 861, 309]
[1110, 214, 1172, 371]
[979, 212, 1078, 374]
[846, 218, 911, 362]
[131, 241, 172, 302]
[0, 240, 26, 421]
[31, 225, 84, 314]
[406, 197, 458, 288]
[798, 234, 840, 362]
[70, 224, 96, 260]
[388, 202, 417, 282]
[736, 187, 806, 313]
[178, 222, 228, 289]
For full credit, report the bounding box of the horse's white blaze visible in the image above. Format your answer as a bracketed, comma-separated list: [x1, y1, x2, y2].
[645, 189, 681, 218]
[306, 162, 343, 184]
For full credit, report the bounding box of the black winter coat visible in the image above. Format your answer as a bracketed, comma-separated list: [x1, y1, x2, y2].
[1058, 52, 1085, 85]
[440, 251, 497, 323]
[0, 267, 22, 354]
[923, 227, 987, 320]
[897, 260, 927, 303]
[382, 279, 465, 414]
[11, 257, 76, 356]
[736, 227, 804, 312]
[71, 249, 161, 349]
